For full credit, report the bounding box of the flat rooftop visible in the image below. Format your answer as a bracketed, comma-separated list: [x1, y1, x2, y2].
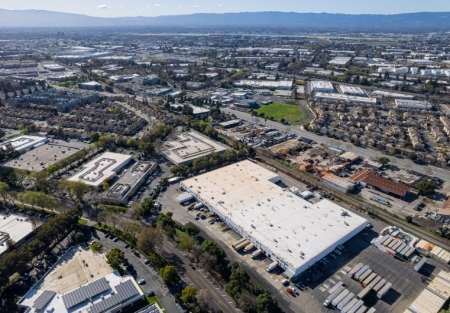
[3, 139, 88, 172]
[0, 135, 47, 152]
[314, 92, 377, 104]
[0, 213, 34, 255]
[182, 161, 367, 274]
[69, 152, 132, 187]
[19, 245, 143, 313]
[161, 130, 227, 165]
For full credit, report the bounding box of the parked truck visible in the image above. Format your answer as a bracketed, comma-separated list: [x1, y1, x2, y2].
[341, 298, 358, 313]
[355, 306, 368, 313]
[362, 273, 377, 287]
[251, 249, 262, 258]
[347, 300, 364, 313]
[323, 286, 345, 307]
[348, 263, 363, 278]
[193, 203, 204, 210]
[373, 279, 386, 293]
[377, 282, 392, 299]
[414, 257, 427, 272]
[234, 240, 250, 251]
[368, 276, 382, 290]
[243, 243, 255, 252]
[357, 285, 372, 300]
[266, 261, 279, 272]
[337, 292, 355, 310]
[328, 281, 344, 294]
[358, 269, 373, 283]
[366, 308, 376, 313]
[332, 289, 349, 307]
[354, 265, 370, 280]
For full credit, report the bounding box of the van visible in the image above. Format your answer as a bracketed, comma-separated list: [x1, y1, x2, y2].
[266, 261, 279, 272]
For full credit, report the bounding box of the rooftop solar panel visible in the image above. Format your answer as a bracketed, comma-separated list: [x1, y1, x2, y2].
[62, 277, 111, 309]
[33, 290, 56, 310]
[90, 280, 140, 313]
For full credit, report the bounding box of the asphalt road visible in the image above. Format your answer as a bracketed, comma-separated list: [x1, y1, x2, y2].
[91, 229, 181, 313]
[222, 107, 450, 181]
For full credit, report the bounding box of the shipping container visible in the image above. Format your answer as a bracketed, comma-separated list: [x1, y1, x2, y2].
[378, 235, 390, 245]
[341, 298, 358, 313]
[377, 282, 392, 299]
[383, 237, 394, 246]
[404, 247, 416, 259]
[362, 273, 377, 287]
[234, 240, 250, 251]
[324, 286, 345, 307]
[328, 281, 344, 294]
[368, 276, 382, 289]
[357, 285, 372, 300]
[347, 300, 364, 313]
[348, 263, 364, 278]
[388, 239, 399, 249]
[337, 292, 355, 310]
[354, 265, 370, 280]
[391, 240, 402, 251]
[373, 279, 386, 293]
[396, 243, 407, 254]
[400, 245, 411, 257]
[355, 305, 368, 313]
[414, 257, 427, 272]
[332, 289, 349, 307]
[358, 269, 373, 283]
[232, 238, 248, 248]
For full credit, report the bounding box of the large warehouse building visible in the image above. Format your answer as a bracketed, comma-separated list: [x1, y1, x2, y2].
[181, 161, 367, 277]
[69, 152, 133, 187]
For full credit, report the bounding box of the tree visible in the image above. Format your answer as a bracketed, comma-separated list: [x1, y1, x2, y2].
[102, 182, 109, 191]
[137, 227, 163, 253]
[69, 181, 90, 202]
[123, 221, 142, 239]
[201, 240, 226, 260]
[127, 138, 136, 147]
[238, 291, 257, 313]
[74, 231, 85, 243]
[178, 232, 197, 252]
[91, 242, 104, 252]
[106, 248, 125, 270]
[180, 286, 198, 305]
[417, 181, 435, 196]
[0, 182, 9, 203]
[159, 265, 180, 286]
[405, 215, 413, 223]
[196, 289, 211, 312]
[170, 165, 190, 177]
[256, 292, 277, 313]
[138, 136, 154, 156]
[378, 157, 390, 165]
[90, 132, 100, 142]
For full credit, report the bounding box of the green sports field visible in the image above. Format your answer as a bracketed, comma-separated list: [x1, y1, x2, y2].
[255, 102, 307, 125]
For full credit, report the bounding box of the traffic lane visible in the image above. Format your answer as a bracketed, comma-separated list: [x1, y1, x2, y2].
[223, 108, 450, 181]
[92, 230, 180, 313]
[162, 240, 238, 313]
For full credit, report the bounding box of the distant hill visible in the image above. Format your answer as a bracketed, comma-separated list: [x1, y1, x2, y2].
[0, 9, 449, 30]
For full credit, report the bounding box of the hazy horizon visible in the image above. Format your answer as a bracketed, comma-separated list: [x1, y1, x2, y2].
[1, 0, 450, 18]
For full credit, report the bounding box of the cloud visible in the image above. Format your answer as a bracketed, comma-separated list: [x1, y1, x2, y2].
[97, 4, 110, 9]
[218, 4, 223, 6]
[154, 4, 160, 6]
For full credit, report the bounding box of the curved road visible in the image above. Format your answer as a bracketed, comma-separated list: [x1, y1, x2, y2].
[222, 108, 450, 182]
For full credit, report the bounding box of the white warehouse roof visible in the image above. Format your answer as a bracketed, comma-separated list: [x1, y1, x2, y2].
[0, 135, 48, 152]
[181, 161, 367, 277]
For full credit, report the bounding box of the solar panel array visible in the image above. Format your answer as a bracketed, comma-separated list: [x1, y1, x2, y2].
[138, 303, 160, 313]
[33, 290, 56, 310]
[90, 280, 140, 313]
[62, 277, 111, 309]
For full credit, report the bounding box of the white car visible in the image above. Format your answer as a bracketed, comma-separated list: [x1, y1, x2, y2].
[138, 279, 145, 285]
[288, 286, 297, 294]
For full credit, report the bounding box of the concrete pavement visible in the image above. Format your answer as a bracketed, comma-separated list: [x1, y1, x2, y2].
[222, 108, 450, 181]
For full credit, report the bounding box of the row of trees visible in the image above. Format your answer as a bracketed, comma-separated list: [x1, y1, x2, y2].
[0, 209, 81, 287]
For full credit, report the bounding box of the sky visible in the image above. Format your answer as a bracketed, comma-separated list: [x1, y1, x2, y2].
[1, 0, 450, 18]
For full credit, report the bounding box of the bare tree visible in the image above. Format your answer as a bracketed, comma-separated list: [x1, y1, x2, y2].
[196, 289, 211, 312]
[238, 291, 257, 313]
[136, 227, 163, 253]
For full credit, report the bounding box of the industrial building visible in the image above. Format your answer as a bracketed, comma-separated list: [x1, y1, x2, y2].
[78, 81, 103, 91]
[310, 81, 334, 93]
[321, 173, 355, 193]
[18, 245, 144, 313]
[69, 152, 133, 187]
[103, 161, 157, 204]
[351, 169, 410, 198]
[371, 90, 415, 100]
[329, 56, 352, 66]
[394, 99, 432, 110]
[339, 85, 366, 96]
[0, 135, 48, 152]
[181, 161, 367, 277]
[161, 131, 227, 165]
[3, 139, 88, 172]
[0, 213, 35, 256]
[314, 92, 377, 104]
[233, 80, 293, 90]
[406, 271, 450, 313]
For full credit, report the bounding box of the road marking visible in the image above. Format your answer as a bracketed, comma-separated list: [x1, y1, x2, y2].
[341, 270, 348, 275]
[319, 287, 326, 292]
[335, 275, 341, 280]
[323, 284, 329, 289]
[329, 278, 335, 284]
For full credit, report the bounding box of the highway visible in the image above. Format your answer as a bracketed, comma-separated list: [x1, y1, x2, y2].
[222, 107, 450, 182]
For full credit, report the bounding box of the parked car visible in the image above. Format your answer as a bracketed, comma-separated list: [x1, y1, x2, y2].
[286, 288, 293, 295]
[144, 259, 150, 264]
[138, 279, 145, 285]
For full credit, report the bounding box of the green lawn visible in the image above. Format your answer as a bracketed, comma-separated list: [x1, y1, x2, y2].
[78, 219, 88, 225]
[255, 102, 307, 125]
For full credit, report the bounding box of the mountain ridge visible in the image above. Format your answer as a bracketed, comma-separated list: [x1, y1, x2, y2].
[0, 9, 449, 30]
